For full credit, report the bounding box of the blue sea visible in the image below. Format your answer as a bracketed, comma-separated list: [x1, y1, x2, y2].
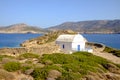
[0, 33, 120, 49]
[0, 33, 42, 48]
[83, 34, 120, 49]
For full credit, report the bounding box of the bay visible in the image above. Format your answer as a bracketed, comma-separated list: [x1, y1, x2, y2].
[0, 33, 42, 48]
[0, 33, 120, 49]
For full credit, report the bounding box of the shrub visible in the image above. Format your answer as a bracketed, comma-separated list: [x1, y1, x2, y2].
[4, 62, 21, 72]
[21, 65, 32, 73]
[31, 65, 64, 80]
[31, 67, 47, 80]
[41, 53, 79, 64]
[62, 63, 80, 72]
[19, 53, 40, 59]
[0, 55, 5, 61]
[116, 64, 120, 68]
[113, 50, 120, 57]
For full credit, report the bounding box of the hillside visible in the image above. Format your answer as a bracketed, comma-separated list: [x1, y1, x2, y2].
[0, 52, 120, 80]
[20, 30, 76, 47]
[48, 20, 120, 33]
[0, 23, 47, 33]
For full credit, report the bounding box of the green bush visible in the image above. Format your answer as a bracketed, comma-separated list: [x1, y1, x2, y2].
[62, 63, 80, 72]
[41, 53, 79, 64]
[4, 62, 21, 72]
[113, 50, 120, 57]
[19, 53, 39, 59]
[21, 66, 32, 73]
[31, 65, 64, 80]
[31, 67, 47, 80]
[116, 64, 120, 68]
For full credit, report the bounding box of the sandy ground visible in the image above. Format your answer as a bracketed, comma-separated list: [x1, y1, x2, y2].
[93, 47, 120, 64]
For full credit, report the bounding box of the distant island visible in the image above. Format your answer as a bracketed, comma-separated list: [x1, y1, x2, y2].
[48, 19, 120, 34]
[0, 23, 47, 33]
[0, 20, 120, 34]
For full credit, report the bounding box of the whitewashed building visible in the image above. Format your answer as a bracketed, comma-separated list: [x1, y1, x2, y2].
[56, 34, 89, 53]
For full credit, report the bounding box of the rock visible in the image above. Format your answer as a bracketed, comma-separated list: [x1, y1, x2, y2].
[24, 69, 34, 75]
[44, 60, 53, 65]
[46, 78, 55, 80]
[0, 69, 15, 80]
[85, 75, 96, 80]
[105, 73, 120, 80]
[2, 58, 18, 64]
[104, 63, 120, 74]
[47, 70, 62, 79]
[35, 63, 45, 68]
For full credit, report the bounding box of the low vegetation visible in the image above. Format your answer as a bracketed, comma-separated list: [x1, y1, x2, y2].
[18, 53, 39, 59]
[31, 52, 114, 80]
[4, 62, 21, 72]
[0, 52, 120, 80]
[104, 46, 120, 57]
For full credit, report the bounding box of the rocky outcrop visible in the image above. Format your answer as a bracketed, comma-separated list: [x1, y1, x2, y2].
[47, 70, 62, 80]
[83, 71, 120, 80]
[0, 48, 27, 56]
[0, 42, 60, 56]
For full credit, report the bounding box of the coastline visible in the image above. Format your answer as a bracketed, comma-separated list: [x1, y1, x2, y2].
[0, 31, 120, 56]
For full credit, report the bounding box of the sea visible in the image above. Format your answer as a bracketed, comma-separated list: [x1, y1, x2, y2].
[0, 33, 42, 48]
[0, 33, 120, 49]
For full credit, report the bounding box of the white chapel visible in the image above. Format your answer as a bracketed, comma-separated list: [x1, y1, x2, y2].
[56, 33, 88, 53]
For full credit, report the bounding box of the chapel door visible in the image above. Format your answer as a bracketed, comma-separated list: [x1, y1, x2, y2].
[77, 45, 80, 51]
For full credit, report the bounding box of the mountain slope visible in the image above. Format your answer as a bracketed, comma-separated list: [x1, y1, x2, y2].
[48, 20, 120, 33]
[0, 23, 47, 33]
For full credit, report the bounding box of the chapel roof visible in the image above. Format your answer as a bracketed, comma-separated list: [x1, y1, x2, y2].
[56, 34, 87, 42]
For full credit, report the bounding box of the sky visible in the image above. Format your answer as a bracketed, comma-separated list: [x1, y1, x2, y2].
[0, 0, 120, 28]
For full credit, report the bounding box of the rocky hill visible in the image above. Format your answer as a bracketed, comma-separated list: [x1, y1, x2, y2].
[0, 23, 47, 33]
[20, 30, 76, 47]
[48, 20, 120, 33]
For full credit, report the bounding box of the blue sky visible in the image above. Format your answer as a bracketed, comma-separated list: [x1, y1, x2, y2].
[0, 0, 120, 28]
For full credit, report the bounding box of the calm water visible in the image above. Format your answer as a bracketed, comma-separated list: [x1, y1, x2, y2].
[83, 34, 120, 49]
[0, 33, 42, 48]
[0, 33, 120, 49]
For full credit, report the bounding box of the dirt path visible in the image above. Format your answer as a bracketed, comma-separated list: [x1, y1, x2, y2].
[93, 51, 120, 64]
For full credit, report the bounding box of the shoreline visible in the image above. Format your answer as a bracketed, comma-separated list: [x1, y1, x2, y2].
[0, 32, 120, 34]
